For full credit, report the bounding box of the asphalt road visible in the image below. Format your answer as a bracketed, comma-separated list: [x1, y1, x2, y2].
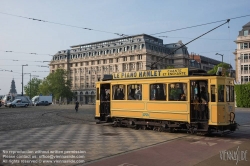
[0, 105, 249, 166]
[0, 104, 96, 131]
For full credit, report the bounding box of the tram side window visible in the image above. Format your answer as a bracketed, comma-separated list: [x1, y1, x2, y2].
[218, 85, 224, 102]
[150, 84, 166, 100]
[210, 85, 216, 102]
[230, 86, 234, 102]
[127, 84, 142, 100]
[226, 86, 230, 102]
[112, 84, 125, 100]
[168, 83, 187, 101]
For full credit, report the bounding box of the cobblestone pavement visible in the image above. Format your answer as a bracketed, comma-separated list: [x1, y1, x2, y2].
[0, 105, 249, 166]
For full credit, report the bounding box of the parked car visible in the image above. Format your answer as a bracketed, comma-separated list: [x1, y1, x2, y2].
[35, 101, 49, 106]
[7, 99, 29, 108]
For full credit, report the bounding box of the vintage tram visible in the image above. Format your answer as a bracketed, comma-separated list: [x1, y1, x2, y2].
[95, 68, 238, 135]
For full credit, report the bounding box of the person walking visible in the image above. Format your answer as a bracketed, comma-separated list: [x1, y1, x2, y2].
[75, 100, 79, 113]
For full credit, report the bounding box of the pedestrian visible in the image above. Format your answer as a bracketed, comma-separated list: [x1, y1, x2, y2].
[75, 100, 79, 113]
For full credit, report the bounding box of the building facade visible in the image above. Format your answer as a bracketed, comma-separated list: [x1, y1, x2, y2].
[50, 34, 190, 104]
[234, 22, 250, 84]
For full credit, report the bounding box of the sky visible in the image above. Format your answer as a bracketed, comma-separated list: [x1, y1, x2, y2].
[0, 0, 250, 95]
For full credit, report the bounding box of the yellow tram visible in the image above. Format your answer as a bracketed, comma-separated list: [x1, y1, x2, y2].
[95, 68, 238, 134]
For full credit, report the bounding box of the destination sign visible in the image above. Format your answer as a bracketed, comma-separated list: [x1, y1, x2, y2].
[112, 68, 189, 79]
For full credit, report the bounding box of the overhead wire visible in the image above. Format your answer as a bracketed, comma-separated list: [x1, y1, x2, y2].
[0, 58, 46, 63]
[150, 19, 231, 69]
[0, 50, 53, 56]
[0, 12, 129, 37]
[157, 36, 233, 41]
[1, 11, 250, 37]
[150, 14, 250, 35]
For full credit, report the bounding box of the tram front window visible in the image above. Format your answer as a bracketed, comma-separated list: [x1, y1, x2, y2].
[230, 86, 234, 102]
[218, 85, 224, 102]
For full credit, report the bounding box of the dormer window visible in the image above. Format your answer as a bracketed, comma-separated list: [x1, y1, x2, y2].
[244, 30, 249, 36]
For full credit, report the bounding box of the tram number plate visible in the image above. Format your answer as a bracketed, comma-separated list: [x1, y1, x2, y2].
[142, 112, 150, 118]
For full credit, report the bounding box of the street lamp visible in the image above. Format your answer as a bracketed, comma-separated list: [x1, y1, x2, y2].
[24, 73, 39, 99]
[215, 53, 224, 64]
[22, 64, 28, 96]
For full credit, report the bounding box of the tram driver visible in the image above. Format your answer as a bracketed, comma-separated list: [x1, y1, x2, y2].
[200, 86, 208, 120]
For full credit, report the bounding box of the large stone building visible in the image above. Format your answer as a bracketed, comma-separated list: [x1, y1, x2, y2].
[50, 34, 191, 104]
[234, 22, 250, 84]
[189, 53, 233, 72]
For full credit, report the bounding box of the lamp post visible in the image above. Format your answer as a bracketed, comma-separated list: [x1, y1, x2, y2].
[24, 73, 39, 99]
[215, 53, 224, 64]
[22, 64, 28, 96]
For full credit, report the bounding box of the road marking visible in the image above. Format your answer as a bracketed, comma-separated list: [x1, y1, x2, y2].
[232, 141, 242, 144]
[117, 163, 138, 166]
[191, 141, 217, 146]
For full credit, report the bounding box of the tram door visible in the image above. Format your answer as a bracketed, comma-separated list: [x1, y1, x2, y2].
[99, 83, 111, 121]
[190, 80, 209, 122]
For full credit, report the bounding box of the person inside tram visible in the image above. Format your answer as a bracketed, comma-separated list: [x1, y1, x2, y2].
[128, 92, 135, 100]
[150, 85, 157, 100]
[135, 86, 141, 100]
[106, 93, 110, 101]
[193, 96, 200, 119]
[100, 86, 106, 101]
[200, 86, 207, 103]
[200, 86, 208, 120]
[116, 88, 124, 100]
[180, 93, 186, 101]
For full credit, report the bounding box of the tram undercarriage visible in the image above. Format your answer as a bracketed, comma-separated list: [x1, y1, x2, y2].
[103, 117, 238, 136]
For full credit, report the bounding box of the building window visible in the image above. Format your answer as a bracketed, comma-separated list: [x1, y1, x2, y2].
[139, 62, 143, 69]
[150, 84, 166, 101]
[168, 83, 187, 101]
[109, 59, 113, 63]
[86, 62, 89, 66]
[244, 43, 248, 49]
[244, 30, 249, 36]
[123, 57, 127, 61]
[103, 60, 107, 64]
[116, 58, 119, 63]
[112, 85, 125, 100]
[130, 55, 135, 61]
[91, 61, 95, 65]
[127, 84, 142, 100]
[137, 55, 142, 60]
[169, 59, 174, 64]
